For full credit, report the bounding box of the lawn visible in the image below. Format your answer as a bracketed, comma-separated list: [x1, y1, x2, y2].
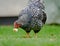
[0, 25, 60, 46]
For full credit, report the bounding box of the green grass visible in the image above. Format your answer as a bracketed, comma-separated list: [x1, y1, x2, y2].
[0, 25, 60, 46]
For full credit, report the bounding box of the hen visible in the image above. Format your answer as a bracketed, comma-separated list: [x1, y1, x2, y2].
[13, 0, 47, 38]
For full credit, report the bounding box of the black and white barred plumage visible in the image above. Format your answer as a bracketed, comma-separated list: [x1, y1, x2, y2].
[14, 0, 47, 33]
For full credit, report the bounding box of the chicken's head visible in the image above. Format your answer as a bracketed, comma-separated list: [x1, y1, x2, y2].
[13, 21, 21, 32]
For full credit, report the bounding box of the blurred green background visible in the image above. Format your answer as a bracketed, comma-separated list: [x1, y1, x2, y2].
[0, 25, 60, 46]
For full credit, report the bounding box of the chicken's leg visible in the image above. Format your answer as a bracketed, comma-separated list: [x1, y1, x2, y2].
[34, 33, 37, 38]
[26, 33, 30, 38]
